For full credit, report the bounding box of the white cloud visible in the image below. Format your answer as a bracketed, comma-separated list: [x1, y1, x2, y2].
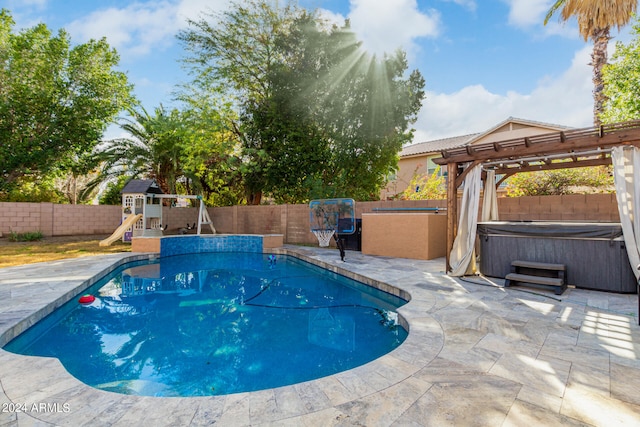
[347, 0, 441, 58]
[442, 0, 477, 12]
[176, 0, 229, 23]
[317, 8, 348, 28]
[413, 45, 593, 142]
[504, 0, 551, 28]
[66, 2, 179, 57]
[501, 0, 578, 38]
[65, 0, 228, 59]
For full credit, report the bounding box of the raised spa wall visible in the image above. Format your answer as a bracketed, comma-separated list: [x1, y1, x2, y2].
[131, 234, 284, 256]
[361, 213, 447, 260]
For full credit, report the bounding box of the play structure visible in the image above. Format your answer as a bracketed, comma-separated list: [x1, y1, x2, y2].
[99, 214, 143, 246]
[99, 179, 215, 247]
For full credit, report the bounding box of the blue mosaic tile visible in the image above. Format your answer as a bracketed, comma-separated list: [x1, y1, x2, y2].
[160, 235, 264, 257]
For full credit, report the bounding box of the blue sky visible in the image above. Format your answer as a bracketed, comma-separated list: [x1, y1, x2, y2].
[4, 0, 635, 143]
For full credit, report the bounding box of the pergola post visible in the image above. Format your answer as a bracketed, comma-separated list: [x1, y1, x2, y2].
[446, 161, 458, 272]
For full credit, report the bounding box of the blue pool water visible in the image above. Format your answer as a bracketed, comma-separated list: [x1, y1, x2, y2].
[5, 253, 407, 397]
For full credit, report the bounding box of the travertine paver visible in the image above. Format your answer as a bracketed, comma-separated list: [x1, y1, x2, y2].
[0, 246, 639, 426]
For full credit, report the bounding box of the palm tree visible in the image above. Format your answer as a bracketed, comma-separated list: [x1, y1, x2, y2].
[94, 105, 186, 195]
[544, 0, 637, 126]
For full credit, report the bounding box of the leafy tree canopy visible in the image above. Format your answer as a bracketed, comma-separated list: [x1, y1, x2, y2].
[95, 105, 187, 196]
[544, 0, 637, 125]
[0, 9, 135, 193]
[505, 166, 613, 197]
[99, 175, 128, 206]
[179, 0, 425, 204]
[97, 97, 245, 207]
[602, 16, 640, 123]
[177, 89, 245, 206]
[400, 166, 446, 200]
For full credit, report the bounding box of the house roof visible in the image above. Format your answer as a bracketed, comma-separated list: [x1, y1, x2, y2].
[400, 117, 572, 158]
[472, 116, 571, 141]
[121, 179, 164, 195]
[401, 133, 480, 157]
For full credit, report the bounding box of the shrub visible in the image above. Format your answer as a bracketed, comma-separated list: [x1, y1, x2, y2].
[505, 166, 613, 197]
[400, 165, 446, 200]
[8, 231, 44, 242]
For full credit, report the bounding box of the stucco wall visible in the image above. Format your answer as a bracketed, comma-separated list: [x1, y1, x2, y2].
[380, 156, 428, 200]
[361, 213, 447, 260]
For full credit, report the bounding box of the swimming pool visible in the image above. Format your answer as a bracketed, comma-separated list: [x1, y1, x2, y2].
[4, 252, 407, 397]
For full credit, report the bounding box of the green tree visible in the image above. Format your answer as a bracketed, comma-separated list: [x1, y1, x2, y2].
[176, 86, 245, 206]
[55, 161, 100, 205]
[0, 176, 65, 203]
[179, 0, 300, 204]
[0, 9, 135, 192]
[544, 0, 637, 125]
[99, 175, 128, 205]
[505, 166, 613, 196]
[179, 1, 424, 203]
[602, 17, 640, 123]
[401, 166, 446, 200]
[314, 27, 425, 200]
[96, 105, 185, 195]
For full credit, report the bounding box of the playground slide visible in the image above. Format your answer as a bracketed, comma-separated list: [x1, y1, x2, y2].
[99, 214, 143, 247]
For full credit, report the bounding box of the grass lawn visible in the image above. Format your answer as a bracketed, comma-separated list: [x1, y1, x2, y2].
[0, 235, 131, 269]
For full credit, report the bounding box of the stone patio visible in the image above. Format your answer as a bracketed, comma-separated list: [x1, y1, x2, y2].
[1, 247, 639, 426]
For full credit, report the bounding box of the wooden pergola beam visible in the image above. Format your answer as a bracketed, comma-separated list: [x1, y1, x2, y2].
[446, 162, 458, 272]
[433, 120, 640, 166]
[454, 160, 482, 188]
[493, 157, 612, 175]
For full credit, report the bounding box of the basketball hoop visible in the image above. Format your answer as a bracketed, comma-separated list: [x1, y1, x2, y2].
[309, 198, 355, 249]
[312, 229, 335, 247]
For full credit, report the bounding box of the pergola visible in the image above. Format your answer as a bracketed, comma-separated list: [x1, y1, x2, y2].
[432, 119, 640, 272]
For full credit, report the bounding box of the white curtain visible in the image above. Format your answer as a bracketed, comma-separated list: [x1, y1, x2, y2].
[449, 164, 482, 276]
[612, 146, 640, 281]
[481, 169, 499, 222]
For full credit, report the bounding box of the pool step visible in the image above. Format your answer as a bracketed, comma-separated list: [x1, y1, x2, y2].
[505, 260, 567, 295]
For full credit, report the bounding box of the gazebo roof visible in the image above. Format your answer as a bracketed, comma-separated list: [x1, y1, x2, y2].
[433, 119, 640, 273]
[433, 120, 640, 176]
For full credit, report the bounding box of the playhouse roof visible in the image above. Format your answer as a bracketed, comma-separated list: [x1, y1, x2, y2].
[121, 179, 164, 195]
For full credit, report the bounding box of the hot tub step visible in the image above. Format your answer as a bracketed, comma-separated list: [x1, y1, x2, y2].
[505, 260, 567, 295]
[511, 260, 566, 272]
[504, 273, 566, 295]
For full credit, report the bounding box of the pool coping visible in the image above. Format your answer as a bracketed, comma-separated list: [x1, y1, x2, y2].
[2, 246, 640, 426]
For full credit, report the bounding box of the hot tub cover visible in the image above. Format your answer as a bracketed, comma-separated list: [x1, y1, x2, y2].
[477, 221, 623, 240]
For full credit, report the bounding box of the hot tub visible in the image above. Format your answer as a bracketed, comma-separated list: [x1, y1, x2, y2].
[478, 221, 637, 293]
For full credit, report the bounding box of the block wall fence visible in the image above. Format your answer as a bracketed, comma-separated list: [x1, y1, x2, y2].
[0, 194, 620, 245]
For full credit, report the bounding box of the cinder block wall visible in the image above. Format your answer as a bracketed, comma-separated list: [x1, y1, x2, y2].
[496, 193, 619, 222]
[161, 206, 200, 234]
[0, 193, 621, 240]
[0, 203, 120, 236]
[51, 204, 121, 236]
[0, 202, 44, 235]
